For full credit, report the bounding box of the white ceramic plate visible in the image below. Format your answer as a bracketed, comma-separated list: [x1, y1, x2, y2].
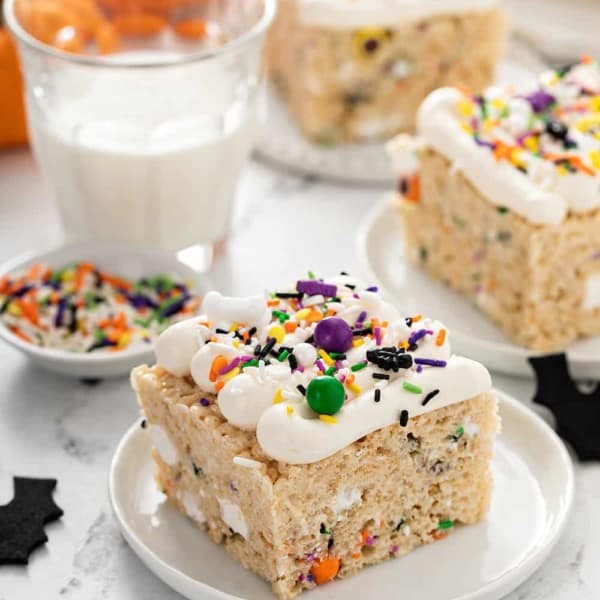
[356, 198, 600, 379]
[109, 389, 574, 600]
[0, 241, 206, 379]
[505, 0, 600, 63]
[254, 42, 547, 186]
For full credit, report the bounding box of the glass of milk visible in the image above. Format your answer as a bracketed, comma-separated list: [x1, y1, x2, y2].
[5, 0, 275, 261]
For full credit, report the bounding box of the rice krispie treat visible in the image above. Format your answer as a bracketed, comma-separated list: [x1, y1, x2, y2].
[388, 58, 600, 351]
[131, 273, 498, 599]
[264, 0, 505, 144]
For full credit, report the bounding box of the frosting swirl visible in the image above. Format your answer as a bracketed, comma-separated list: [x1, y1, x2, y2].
[155, 274, 491, 464]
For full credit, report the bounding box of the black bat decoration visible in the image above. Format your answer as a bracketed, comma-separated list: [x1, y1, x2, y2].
[529, 353, 600, 461]
[0, 477, 63, 565]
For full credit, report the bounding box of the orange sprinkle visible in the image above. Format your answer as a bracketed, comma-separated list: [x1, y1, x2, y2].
[10, 326, 32, 343]
[351, 552, 362, 559]
[267, 299, 280, 307]
[325, 309, 335, 317]
[431, 530, 449, 541]
[74, 262, 93, 292]
[214, 380, 225, 392]
[209, 354, 228, 382]
[346, 374, 355, 386]
[310, 556, 340, 585]
[361, 530, 371, 547]
[436, 329, 446, 346]
[305, 309, 323, 324]
[100, 273, 133, 291]
[405, 174, 420, 203]
[0, 276, 9, 294]
[114, 311, 127, 330]
[582, 54, 593, 64]
[174, 18, 207, 40]
[411, 314, 422, 323]
[284, 321, 297, 333]
[114, 294, 126, 304]
[50, 291, 60, 304]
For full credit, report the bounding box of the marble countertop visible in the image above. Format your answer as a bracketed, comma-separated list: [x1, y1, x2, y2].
[0, 149, 598, 600]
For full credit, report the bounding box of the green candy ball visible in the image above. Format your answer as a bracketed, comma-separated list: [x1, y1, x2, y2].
[306, 376, 345, 416]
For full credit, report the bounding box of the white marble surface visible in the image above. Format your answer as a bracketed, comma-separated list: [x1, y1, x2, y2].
[0, 149, 599, 600]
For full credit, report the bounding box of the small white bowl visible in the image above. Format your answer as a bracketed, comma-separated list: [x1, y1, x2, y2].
[0, 241, 206, 379]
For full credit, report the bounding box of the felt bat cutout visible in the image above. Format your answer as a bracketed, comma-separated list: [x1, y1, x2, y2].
[529, 353, 600, 461]
[0, 477, 63, 565]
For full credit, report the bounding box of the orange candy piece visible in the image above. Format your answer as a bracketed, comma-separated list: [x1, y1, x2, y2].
[112, 13, 168, 37]
[96, 22, 120, 54]
[310, 556, 340, 585]
[209, 354, 228, 382]
[174, 18, 207, 40]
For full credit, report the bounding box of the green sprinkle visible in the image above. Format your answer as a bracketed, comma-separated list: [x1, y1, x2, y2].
[93, 328, 106, 342]
[497, 206, 509, 214]
[308, 270, 316, 280]
[320, 523, 331, 535]
[84, 292, 97, 309]
[438, 520, 454, 530]
[456, 425, 465, 438]
[278, 349, 290, 362]
[329, 351, 345, 358]
[39, 294, 50, 306]
[325, 366, 336, 376]
[403, 381, 422, 394]
[242, 359, 259, 369]
[351, 362, 367, 372]
[272, 310, 290, 323]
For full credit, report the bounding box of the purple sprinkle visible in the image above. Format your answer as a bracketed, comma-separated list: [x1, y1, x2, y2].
[366, 286, 378, 292]
[414, 358, 447, 367]
[316, 359, 326, 372]
[220, 357, 241, 375]
[296, 280, 337, 298]
[526, 90, 555, 113]
[305, 553, 315, 563]
[200, 398, 210, 407]
[473, 135, 495, 149]
[416, 365, 423, 373]
[408, 328, 433, 346]
[297, 365, 305, 373]
[229, 481, 238, 493]
[353, 293, 360, 299]
[335, 360, 343, 370]
[356, 311, 367, 326]
[391, 545, 399, 553]
[307, 574, 315, 583]
[54, 297, 68, 328]
[366, 535, 374, 546]
[299, 574, 305, 583]
[374, 327, 382, 345]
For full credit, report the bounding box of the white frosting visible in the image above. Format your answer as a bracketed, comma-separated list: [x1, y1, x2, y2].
[404, 62, 600, 225]
[201, 291, 270, 328]
[257, 356, 490, 463]
[296, 0, 498, 29]
[155, 277, 493, 464]
[149, 425, 178, 466]
[416, 88, 568, 226]
[218, 498, 248, 538]
[583, 273, 600, 311]
[155, 317, 209, 377]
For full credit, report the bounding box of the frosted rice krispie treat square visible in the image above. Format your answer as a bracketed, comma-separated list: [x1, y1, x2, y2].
[264, 0, 505, 143]
[388, 58, 600, 351]
[131, 273, 498, 599]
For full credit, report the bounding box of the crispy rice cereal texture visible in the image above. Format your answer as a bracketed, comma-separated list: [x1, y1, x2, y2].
[263, 2, 505, 143]
[132, 364, 498, 600]
[400, 148, 600, 351]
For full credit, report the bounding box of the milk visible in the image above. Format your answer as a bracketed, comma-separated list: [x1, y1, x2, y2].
[27, 51, 257, 252]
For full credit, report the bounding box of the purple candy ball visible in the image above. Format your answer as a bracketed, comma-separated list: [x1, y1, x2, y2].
[314, 317, 353, 353]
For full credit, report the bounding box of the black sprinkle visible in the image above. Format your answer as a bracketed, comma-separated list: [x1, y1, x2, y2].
[353, 327, 373, 336]
[248, 327, 257, 338]
[374, 389, 381, 403]
[399, 410, 409, 427]
[140, 419, 147, 429]
[320, 523, 331, 535]
[394, 519, 405, 532]
[192, 462, 203, 476]
[405, 317, 413, 327]
[254, 344, 262, 357]
[345, 284, 356, 290]
[275, 292, 303, 299]
[328, 538, 335, 550]
[372, 373, 390, 380]
[305, 335, 315, 345]
[288, 353, 298, 371]
[340, 271, 349, 275]
[422, 389, 440, 406]
[80, 378, 102, 386]
[215, 328, 228, 335]
[261, 337, 276, 359]
[297, 385, 306, 396]
[68, 304, 78, 334]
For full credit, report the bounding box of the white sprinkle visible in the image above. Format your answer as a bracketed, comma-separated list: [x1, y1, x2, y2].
[258, 359, 266, 382]
[233, 456, 263, 469]
[303, 294, 325, 307]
